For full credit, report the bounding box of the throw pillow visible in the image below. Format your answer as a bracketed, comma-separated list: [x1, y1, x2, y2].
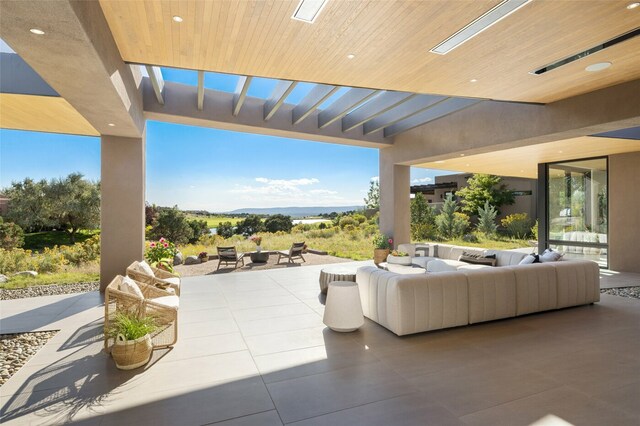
[119, 276, 144, 299]
[414, 244, 430, 257]
[458, 251, 497, 267]
[519, 254, 539, 265]
[540, 250, 563, 263]
[137, 260, 155, 277]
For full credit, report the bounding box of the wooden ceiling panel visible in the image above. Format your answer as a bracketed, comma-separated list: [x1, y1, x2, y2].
[99, 0, 640, 103]
[415, 137, 640, 178]
[0, 94, 99, 136]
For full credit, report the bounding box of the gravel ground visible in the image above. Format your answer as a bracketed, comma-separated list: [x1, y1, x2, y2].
[601, 286, 640, 299]
[0, 331, 58, 386]
[0, 282, 99, 301]
[175, 252, 353, 277]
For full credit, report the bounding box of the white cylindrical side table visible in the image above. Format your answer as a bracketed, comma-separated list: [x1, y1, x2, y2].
[323, 281, 364, 332]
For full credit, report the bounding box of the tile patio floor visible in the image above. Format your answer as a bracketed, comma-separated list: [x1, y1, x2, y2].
[1, 261, 639, 425]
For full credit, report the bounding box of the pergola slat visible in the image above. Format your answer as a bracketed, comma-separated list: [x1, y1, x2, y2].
[145, 65, 164, 105]
[197, 71, 204, 111]
[292, 84, 339, 125]
[342, 91, 415, 132]
[363, 94, 447, 135]
[318, 88, 380, 129]
[232, 76, 252, 116]
[264, 80, 297, 121]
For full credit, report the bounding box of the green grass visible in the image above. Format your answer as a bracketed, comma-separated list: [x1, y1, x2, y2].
[436, 237, 531, 250]
[23, 230, 99, 251]
[185, 215, 245, 228]
[0, 271, 100, 289]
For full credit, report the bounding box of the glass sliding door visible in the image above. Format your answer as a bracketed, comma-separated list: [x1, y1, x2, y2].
[547, 157, 608, 267]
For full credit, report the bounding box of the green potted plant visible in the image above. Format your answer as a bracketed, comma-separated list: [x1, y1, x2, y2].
[146, 237, 177, 272]
[387, 250, 411, 266]
[108, 312, 156, 370]
[372, 234, 393, 265]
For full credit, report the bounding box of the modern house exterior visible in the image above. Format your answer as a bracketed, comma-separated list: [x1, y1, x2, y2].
[411, 173, 537, 221]
[0, 0, 639, 290]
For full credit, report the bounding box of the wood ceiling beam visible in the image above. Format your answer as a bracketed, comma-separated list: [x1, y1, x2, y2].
[363, 94, 447, 135]
[318, 88, 380, 129]
[233, 76, 252, 116]
[264, 80, 297, 121]
[145, 65, 165, 105]
[292, 84, 339, 125]
[342, 91, 415, 132]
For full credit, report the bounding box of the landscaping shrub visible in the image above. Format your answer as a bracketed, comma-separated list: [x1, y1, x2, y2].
[0, 217, 25, 249]
[435, 195, 469, 239]
[235, 215, 264, 236]
[318, 222, 327, 229]
[149, 207, 193, 245]
[188, 219, 210, 243]
[338, 216, 357, 230]
[216, 221, 234, 238]
[264, 214, 293, 233]
[352, 214, 367, 224]
[462, 233, 480, 243]
[476, 200, 498, 238]
[501, 213, 532, 239]
[531, 220, 539, 240]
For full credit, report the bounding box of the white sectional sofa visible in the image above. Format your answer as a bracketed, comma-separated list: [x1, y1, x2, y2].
[356, 243, 600, 336]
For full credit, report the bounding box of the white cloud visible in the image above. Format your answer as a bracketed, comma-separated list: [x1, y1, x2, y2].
[370, 176, 379, 182]
[411, 177, 433, 184]
[255, 177, 319, 186]
[310, 189, 338, 195]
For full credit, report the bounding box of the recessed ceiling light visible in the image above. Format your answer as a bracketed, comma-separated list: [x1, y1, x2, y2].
[347, 54, 356, 59]
[460, 154, 465, 156]
[558, 150, 563, 153]
[469, 79, 478, 83]
[627, 2, 640, 10]
[430, 0, 532, 55]
[465, 163, 470, 167]
[292, 0, 328, 23]
[435, 160, 446, 164]
[585, 62, 611, 72]
[520, 169, 524, 173]
[108, 123, 115, 127]
[29, 28, 45, 35]
[172, 15, 183, 23]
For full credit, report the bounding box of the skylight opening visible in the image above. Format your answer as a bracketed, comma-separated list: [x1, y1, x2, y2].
[317, 87, 349, 110]
[284, 82, 315, 105]
[247, 77, 279, 99]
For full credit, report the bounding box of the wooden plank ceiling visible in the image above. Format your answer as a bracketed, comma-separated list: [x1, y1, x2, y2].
[415, 136, 640, 179]
[99, 0, 640, 103]
[0, 94, 99, 136]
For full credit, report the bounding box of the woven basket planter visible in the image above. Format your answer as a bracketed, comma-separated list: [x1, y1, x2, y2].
[373, 249, 390, 265]
[111, 334, 153, 370]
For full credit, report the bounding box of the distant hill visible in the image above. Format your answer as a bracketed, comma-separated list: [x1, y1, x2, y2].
[225, 206, 364, 217]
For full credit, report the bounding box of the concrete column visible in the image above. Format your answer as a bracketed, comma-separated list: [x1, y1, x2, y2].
[100, 131, 146, 291]
[379, 149, 410, 247]
[609, 151, 640, 273]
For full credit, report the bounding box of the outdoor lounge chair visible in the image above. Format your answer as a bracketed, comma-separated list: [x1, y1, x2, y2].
[104, 275, 179, 351]
[277, 242, 306, 264]
[126, 260, 181, 296]
[217, 246, 245, 270]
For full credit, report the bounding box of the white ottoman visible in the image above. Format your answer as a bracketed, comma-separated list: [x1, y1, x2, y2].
[323, 281, 364, 332]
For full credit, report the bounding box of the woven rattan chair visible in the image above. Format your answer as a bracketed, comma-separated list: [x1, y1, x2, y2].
[277, 242, 306, 264]
[216, 246, 245, 270]
[126, 260, 181, 296]
[104, 275, 179, 352]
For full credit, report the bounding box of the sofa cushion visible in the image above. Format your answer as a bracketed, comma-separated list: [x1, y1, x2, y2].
[540, 249, 564, 263]
[464, 268, 517, 324]
[519, 254, 538, 265]
[458, 251, 497, 267]
[552, 260, 600, 308]
[414, 244, 433, 257]
[483, 250, 528, 266]
[411, 256, 437, 269]
[426, 259, 461, 272]
[457, 264, 492, 271]
[505, 263, 557, 315]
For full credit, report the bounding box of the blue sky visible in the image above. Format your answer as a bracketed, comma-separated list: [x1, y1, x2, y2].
[0, 68, 452, 212]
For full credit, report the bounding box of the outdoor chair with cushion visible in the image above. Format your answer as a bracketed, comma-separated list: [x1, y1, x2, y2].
[217, 246, 245, 270]
[104, 275, 179, 351]
[126, 260, 181, 296]
[277, 242, 306, 264]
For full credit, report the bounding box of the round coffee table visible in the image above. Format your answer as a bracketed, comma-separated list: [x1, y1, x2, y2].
[249, 251, 269, 263]
[319, 266, 357, 294]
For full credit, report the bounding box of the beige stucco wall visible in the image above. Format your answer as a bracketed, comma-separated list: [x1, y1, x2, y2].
[100, 133, 146, 290]
[609, 151, 640, 273]
[379, 150, 410, 247]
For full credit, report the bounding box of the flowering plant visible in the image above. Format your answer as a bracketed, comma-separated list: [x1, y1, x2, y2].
[372, 233, 393, 249]
[249, 235, 262, 246]
[145, 237, 177, 272]
[390, 250, 409, 257]
[198, 251, 208, 259]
